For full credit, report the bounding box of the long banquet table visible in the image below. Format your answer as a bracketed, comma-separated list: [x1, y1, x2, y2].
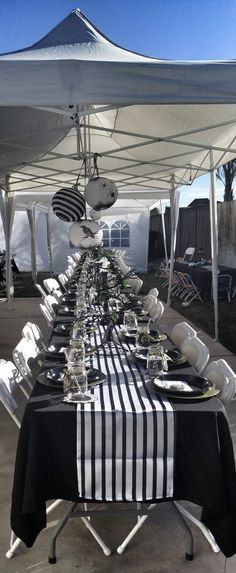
[10, 255, 236, 558]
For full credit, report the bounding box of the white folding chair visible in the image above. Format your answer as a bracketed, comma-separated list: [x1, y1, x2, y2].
[181, 336, 209, 374]
[127, 277, 143, 294]
[0, 358, 30, 406]
[143, 294, 157, 312]
[202, 359, 236, 405]
[58, 273, 69, 289]
[182, 247, 195, 262]
[148, 287, 159, 298]
[22, 322, 46, 351]
[148, 300, 164, 323]
[170, 322, 197, 349]
[43, 277, 61, 294]
[44, 294, 59, 316]
[12, 338, 40, 390]
[35, 283, 47, 298]
[40, 303, 54, 327]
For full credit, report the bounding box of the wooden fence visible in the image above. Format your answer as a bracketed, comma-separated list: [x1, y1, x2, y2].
[149, 201, 236, 267]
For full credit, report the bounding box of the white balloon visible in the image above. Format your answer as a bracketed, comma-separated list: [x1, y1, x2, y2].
[85, 177, 118, 211]
[90, 208, 102, 221]
[69, 219, 103, 249]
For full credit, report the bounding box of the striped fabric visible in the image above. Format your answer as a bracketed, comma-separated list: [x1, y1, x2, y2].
[76, 325, 174, 502]
[52, 187, 86, 222]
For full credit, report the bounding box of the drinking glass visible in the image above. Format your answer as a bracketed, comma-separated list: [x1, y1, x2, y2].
[135, 321, 151, 348]
[123, 311, 138, 336]
[72, 321, 87, 341]
[147, 345, 163, 377]
[65, 340, 85, 368]
[74, 299, 87, 318]
[63, 364, 91, 402]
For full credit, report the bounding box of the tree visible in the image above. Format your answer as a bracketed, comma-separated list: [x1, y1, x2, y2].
[216, 159, 236, 201]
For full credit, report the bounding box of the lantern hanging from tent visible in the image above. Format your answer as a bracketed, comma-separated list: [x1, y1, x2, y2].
[90, 208, 102, 221]
[69, 219, 103, 249]
[52, 187, 86, 222]
[84, 153, 118, 211]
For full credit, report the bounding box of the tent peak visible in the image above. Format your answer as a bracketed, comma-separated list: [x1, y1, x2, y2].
[0, 8, 161, 62]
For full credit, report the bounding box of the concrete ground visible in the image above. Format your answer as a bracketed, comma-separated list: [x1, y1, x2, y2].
[0, 298, 236, 573]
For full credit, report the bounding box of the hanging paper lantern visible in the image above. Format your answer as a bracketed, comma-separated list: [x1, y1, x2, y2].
[52, 187, 86, 222]
[90, 208, 102, 221]
[84, 177, 118, 211]
[69, 219, 103, 249]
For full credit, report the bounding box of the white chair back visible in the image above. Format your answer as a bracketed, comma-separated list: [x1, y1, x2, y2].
[44, 294, 58, 315]
[40, 303, 54, 327]
[170, 322, 197, 349]
[43, 278, 61, 294]
[202, 359, 236, 405]
[181, 336, 209, 374]
[12, 338, 40, 389]
[58, 273, 68, 288]
[0, 359, 30, 425]
[143, 294, 157, 311]
[127, 277, 143, 294]
[22, 322, 46, 350]
[35, 283, 47, 298]
[148, 288, 159, 298]
[149, 300, 164, 323]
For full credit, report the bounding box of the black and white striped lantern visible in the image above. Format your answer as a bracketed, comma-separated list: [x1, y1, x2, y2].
[52, 187, 86, 222]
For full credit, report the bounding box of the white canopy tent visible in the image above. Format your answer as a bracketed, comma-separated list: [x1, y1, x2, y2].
[1, 8, 236, 337]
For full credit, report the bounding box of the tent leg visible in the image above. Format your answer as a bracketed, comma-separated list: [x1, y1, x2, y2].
[209, 150, 218, 341]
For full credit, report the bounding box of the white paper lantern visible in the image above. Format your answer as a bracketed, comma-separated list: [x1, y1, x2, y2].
[90, 208, 102, 221]
[52, 188, 86, 222]
[84, 177, 118, 211]
[69, 219, 103, 249]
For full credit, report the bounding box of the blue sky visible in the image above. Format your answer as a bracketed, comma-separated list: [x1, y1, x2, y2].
[0, 0, 234, 205]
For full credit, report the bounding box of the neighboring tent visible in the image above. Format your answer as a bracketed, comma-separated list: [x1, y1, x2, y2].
[1, 8, 236, 338]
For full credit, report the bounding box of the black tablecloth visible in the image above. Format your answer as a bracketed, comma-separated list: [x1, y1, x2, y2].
[11, 366, 236, 557]
[174, 262, 236, 300]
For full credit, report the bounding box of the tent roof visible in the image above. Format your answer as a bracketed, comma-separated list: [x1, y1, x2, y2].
[1, 9, 236, 205]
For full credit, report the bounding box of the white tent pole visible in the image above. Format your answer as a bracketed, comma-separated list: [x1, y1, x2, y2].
[209, 149, 219, 341]
[0, 182, 15, 310]
[46, 212, 53, 275]
[167, 178, 180, 307]
[160, 200, 168, 265]
[27, 206, 37, 284]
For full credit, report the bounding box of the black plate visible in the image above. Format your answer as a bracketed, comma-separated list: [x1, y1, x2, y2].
[42, 350, 66, 362]
[149, 373, 210, 397]
[53, 323, 72, 335]
[165, 348, 188, 370]
[57, 306, 75, 315]
[146, 378, 219, 402]
[37, 367, 105, 388]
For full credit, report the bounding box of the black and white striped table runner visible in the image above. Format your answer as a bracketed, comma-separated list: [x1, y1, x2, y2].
[76, 325, 175, 502]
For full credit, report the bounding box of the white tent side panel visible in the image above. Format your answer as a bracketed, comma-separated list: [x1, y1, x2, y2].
[0, 211, 50, 271]
[99, 209, 150, 273]
[1, 208, 150, 274]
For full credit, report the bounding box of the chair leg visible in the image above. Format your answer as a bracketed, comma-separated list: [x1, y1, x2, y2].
[48, 502, 111, 564]
[116, 503, 194, 560]
[173, 502, 220, 553]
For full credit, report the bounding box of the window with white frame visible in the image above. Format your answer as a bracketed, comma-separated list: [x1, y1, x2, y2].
[110, 220, 130, 248]
[99, 220, 110, 247]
